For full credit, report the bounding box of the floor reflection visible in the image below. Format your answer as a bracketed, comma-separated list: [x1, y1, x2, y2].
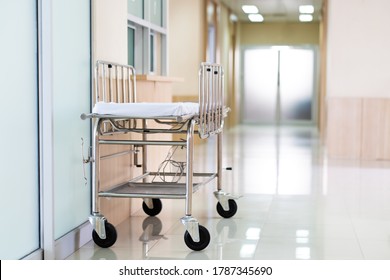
[230, 125, 320, 195]
[66, 125, 390, 260]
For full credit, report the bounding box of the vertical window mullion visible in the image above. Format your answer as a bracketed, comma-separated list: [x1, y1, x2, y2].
[143, 27, 150, 74]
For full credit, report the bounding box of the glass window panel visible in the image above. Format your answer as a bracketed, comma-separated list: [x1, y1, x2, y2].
[52, 0, 91, 239]
[150, 33, 155, 72]
[0, 0, 39, 259]
[243, 49, 279, 123]
[150, 0, 162, 26]
[128, 0, 144, 18]
[207, 25, 216, 63]
[128, 27, 135, 66]
[279, 49, 314, 121]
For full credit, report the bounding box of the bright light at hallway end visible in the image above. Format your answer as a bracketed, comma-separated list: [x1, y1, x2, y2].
[299, 5, 314, 14]
[299, 14, 313, 22]
[242, 5, 259, 14]
[248, 14, 264, 22]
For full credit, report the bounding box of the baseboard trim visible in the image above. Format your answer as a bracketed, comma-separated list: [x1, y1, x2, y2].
[54, 221, 93, 260]
[22, 249, 43, 260]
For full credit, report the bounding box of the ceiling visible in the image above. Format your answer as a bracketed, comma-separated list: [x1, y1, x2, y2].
[219, 0, 323, 22]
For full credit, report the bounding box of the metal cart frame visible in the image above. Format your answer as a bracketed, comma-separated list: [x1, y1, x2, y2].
[81, 61, 239, 251]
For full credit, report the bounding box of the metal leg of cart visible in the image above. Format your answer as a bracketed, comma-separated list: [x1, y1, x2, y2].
[88, 117, 118, 248]
[181, 119, 211, 251]
[214, 132, 241, 219]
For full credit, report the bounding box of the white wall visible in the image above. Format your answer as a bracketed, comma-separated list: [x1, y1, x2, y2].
[327, 0, 390, 98]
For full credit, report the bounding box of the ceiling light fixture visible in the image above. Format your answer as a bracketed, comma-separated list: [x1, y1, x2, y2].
[299, 14, 313, 22]
[299, 5, 314, 14]
[248, 13, 264, 22]
[230, 13, 238, 22]
[242, 5, 259, 14]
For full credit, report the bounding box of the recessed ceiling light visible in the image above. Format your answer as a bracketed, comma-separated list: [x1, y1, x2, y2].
[299, 5, 314, 14]
[230, 13, 238, 22]
[299, 14, 313, 22]
[248, 14, 264, 22]
[242, 5, 259, 14]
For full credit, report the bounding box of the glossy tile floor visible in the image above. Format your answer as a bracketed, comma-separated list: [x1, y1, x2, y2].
[67, 125, 390, 260]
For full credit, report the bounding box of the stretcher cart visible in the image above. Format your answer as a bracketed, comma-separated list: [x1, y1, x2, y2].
[81, 60, 239, 251]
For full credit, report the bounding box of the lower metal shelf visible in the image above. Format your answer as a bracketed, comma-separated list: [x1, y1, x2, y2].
[98, 172, 217, 199]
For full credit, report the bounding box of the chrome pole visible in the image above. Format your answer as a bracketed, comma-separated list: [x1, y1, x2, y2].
[91, 118, 101, 214]
[185, 119, 196, 216]
[217, 132, 223, 191]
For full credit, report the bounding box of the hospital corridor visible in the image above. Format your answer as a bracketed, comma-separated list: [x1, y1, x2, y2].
[2, 0, 390, 264]
[66, 125, 390, 260]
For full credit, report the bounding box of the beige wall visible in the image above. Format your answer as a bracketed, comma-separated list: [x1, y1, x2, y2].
[168, 0, 239, 126]
[168, 0, 206, 97]
[239, 22, 320, 46]
[92, 0, 127, 64]
[217, 3, 240, 127]
[326, 0, 390, 159]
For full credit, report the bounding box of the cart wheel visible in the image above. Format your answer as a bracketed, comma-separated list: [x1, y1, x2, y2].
[184, 225, 210, 251]
[92, 221, 117, 248]
[142, 198, 162, 216]
[216, 199, 237, 218]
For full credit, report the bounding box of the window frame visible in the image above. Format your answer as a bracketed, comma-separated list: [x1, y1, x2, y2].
[127, 0, 167, 75]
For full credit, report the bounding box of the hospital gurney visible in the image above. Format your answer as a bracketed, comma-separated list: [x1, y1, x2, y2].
[81, 60, 239, 251]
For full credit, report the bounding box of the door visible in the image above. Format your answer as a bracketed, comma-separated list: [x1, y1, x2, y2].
[0, 0, 40, 259]
[242, 47, 317, 125]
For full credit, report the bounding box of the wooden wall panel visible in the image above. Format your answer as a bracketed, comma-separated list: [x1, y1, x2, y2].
[98, 130, 133, 225]
[326, 97, 390, 160]
[326, 97, 362, 159]
[382, 100, 390, 159]
[136, 79, 173, 172]
[361, 98, 390, 160]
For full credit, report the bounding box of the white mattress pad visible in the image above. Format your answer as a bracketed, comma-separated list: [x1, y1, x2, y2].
[92, 102, 199, 118]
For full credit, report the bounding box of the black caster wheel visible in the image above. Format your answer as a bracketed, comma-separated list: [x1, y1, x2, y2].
[184, 225, 210, 251]
[216, 199, 237, 218]
[92, 221, 117, 248]
[142, 198, 162, 216]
